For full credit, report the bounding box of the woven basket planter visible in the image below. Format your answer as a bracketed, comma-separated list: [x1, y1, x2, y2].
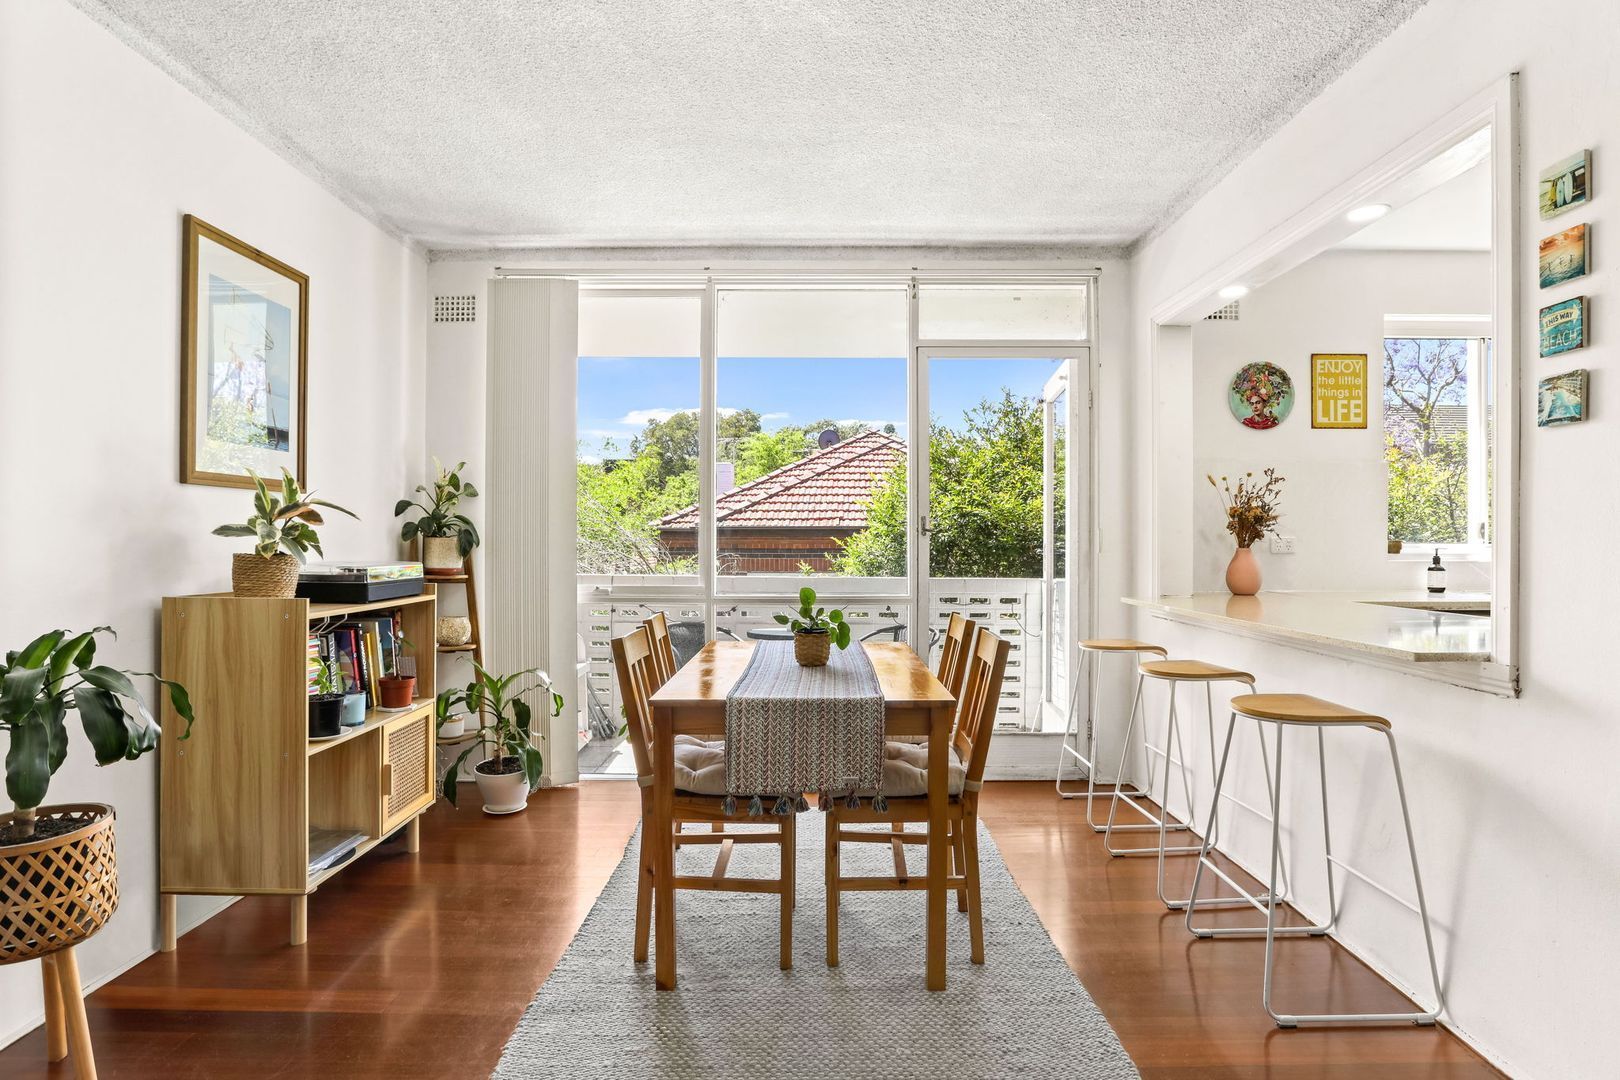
[437, 615, 472, 646]
[0, 804, 118, 965]
[231, 552, 299, 598]
[793, 630, 831, 667]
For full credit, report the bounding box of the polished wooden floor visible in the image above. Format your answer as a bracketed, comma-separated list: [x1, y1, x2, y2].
[0, 781, 1502, 1079]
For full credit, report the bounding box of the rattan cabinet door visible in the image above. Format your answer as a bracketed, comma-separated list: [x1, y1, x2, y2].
[381, 711, 435, 834]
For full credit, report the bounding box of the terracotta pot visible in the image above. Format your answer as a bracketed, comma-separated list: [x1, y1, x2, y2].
[0, 804, 118, 964]
[422, 535, 462, 576]
[794, 629, 831, 667]
[231, 552, 299, 598]
[474, 758, 531, 814]
[1225, 545, 1261, 596]
[378, 675, 416, 709]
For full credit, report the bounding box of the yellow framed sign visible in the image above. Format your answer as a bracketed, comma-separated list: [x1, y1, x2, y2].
[1310, 353, 1368, 429]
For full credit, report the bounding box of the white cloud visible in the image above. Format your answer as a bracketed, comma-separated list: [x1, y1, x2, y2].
[761, 411, 790, 421]
[618, 407, 690, 425]
[579, 454, 602, 465]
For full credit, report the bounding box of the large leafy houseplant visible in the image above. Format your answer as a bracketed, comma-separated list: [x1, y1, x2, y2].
[437, 664, 562, 813]
[213, 468, 358, 597]
[396, 458, 480, 569]
[1, 628, 195, 843]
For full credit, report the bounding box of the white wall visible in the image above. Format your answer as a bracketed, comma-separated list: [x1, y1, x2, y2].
[1128, 2, 1618, 1077]
[0, 0, 427, 1049]
[1191, 250, 1491, 592]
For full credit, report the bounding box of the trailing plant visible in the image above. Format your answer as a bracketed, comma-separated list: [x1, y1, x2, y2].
[436, 663, 562, 806]
[1, 627, 195, 841]
[774, 586, 852, 649]
[213, 468, 357, 563]
[396, 458, 481, 558]
[1207, 468, 1286, 548]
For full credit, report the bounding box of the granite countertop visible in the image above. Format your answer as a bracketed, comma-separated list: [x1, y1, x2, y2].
[1124, 591, 1493, 663]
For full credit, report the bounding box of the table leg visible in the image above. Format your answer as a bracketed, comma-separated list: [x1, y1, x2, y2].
[653, 705, 677, 990]
[926, 703, 949, 991]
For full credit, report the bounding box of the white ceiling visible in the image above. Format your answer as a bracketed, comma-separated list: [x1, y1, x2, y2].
[76, 0, 1430, 252]
[1335, 162, 1492, 251]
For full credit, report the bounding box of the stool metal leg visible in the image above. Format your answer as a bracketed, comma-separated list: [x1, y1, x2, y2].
[1265, 724, 1444, 1028]
[1103, 675, 1196, 855]
[1057, 649, 1152, 827]
[1186, 715, 1328, 937]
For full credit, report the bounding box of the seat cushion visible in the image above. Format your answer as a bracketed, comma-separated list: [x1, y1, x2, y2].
[672, 738, 728, 795]
[867, 740, 967, 797]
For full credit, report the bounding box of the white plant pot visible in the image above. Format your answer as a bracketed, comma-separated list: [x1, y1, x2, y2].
[438, 715, 466, 739]
[474, 762, 531, 815]
[422, 535, 462, 574]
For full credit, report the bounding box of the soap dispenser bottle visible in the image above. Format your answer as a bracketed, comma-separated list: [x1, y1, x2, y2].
[1427, 549, 1447, 595]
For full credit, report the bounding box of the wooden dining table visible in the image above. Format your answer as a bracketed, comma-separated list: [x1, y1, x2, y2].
[647, 640, 958, 990]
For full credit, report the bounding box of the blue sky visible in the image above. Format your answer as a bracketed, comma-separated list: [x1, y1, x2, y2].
[578, 355, 1061, 461]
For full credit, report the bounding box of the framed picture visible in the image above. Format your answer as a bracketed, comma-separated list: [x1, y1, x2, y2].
[180, 215, 308, 488]
[1309, 353, 1368, 429]
[1539, 223, 1589, 288]
[1537, 369, 1588, 427]
[1538, 150, 1590, 220]
[1227, 362, 1294, 430]
[1538, 296, 1587, 358]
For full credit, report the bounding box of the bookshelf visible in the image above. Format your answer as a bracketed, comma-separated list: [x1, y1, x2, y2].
[157, 588, 439, 950]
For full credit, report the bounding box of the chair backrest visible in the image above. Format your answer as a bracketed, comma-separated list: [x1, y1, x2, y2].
[935, 612, 977, 698]
[643, 611, 676, 687]
[953, 627, 1011, 788]
[610, 627, 659, 781]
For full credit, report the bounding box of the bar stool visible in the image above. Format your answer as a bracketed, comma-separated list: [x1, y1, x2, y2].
[1186, 693, 1445, 1028]
[1105, 660, 1290, 913]
[1055, 639, 1167, 832]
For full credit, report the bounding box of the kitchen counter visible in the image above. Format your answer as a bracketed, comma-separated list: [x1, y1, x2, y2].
[1124, 592, 1492, 663]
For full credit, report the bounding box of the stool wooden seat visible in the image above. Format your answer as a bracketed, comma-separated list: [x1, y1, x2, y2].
[1139, 659, 1255, 683]
[1187, 690, 1443, 1028]
[1056, 640, 1167, 825]
[1081, 638, 1168, 654]
[1231, 693, 1390, 726]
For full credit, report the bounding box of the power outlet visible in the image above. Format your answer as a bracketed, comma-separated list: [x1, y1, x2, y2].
[1270, 534, 1297, 555]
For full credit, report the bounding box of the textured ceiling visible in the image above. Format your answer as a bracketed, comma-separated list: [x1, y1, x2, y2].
[75, 0, 1429, 252]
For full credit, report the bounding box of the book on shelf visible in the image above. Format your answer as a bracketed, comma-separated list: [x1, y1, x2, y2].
[308, 827, 368, 874]
[309, 608, 412, 706]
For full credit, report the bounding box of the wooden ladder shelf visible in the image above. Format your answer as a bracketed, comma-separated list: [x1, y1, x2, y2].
[433, 556, 487, 744]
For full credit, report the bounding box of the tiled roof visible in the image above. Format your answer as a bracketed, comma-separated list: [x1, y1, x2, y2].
[658, 430, 904, 531]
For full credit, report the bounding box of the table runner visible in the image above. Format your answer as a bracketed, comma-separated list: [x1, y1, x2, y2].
[723, 641, 886, 816]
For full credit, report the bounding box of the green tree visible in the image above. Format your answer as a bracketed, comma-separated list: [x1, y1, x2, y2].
[734, 428, 809, 483]
[833, 390, 1044, 578]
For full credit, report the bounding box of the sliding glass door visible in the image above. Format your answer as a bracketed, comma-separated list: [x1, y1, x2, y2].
[913, 347, 1089, 733]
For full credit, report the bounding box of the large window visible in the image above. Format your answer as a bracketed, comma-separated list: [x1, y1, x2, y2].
[710, 288, 909, 582]
[1383, 332, 1492, 549]
[576, 294, 702, 577]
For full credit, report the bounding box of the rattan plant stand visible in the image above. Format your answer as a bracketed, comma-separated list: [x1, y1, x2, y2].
[1, 802, 118, 1079]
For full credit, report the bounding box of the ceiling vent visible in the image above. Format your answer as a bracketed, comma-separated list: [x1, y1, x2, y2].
[434, 295, 476, 323]
[1205, 300, 1241, 321]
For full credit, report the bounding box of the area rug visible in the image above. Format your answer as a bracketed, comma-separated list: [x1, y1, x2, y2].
[494, 813, 1140, 1080]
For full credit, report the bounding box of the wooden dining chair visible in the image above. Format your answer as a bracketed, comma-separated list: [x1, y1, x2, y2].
[611, 627, 798, 970]
[825, 626, 1011, 967]
[643, 611, 677, 687]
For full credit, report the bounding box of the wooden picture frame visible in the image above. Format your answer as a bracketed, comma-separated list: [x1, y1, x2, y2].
[180, 214, 308, 488]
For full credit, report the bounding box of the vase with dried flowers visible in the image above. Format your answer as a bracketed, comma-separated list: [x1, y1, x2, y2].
[1208, 469, 1285, 595]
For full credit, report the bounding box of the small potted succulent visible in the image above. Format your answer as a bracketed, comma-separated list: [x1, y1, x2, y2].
[2, 627, 195, 994]
[774, 586, 852, 667]
[213, 469, 357, 597]
[438, 664, 563, 815]
[308, 661, 345, 739]
[377, 634, 417, 710]
[396, 458, 480, 576]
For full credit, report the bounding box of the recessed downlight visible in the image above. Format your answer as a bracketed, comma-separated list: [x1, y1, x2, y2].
[1218, 284, 1249, 300]
[1346, 203, 1391, 224]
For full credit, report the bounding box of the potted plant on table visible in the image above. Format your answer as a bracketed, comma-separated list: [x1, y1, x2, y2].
[308, 660, 346, 738]
[1, 627, 195, 1071]
[395, 458, 480, 576]
[1207, 469, 1286, 596]
[438, 664, 563, 815]
[213, 469, 357, 598]
[774, 586, 852, 667]
[377, 633, 418, 710]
